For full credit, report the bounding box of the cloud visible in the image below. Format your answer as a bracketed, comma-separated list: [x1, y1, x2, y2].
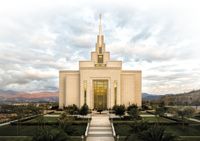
[0, 0, 200, 94]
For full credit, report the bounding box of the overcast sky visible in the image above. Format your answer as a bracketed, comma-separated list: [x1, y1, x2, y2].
[0, 0, 200, 94]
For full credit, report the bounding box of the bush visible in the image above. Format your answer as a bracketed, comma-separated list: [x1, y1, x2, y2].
[127, 104, 140, 119]
[127, 104, 138, 112]
[32, 127, 69, 141]
[112, 105, 118, 112]
[79, 104, 89, 115]
[126, 124, 178, 141]
[155, 107, 167, 116]
[142, 104, 151, 110]
[64, 104, 79, 115]
[138, 125, 178, 141]
[113, 105, 125, 117]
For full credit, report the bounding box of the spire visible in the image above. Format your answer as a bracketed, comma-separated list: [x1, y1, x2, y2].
[98, 14, 103, 47]
[99, 14, 102, 35]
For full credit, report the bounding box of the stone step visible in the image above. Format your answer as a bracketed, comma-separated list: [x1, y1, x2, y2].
[87, 134, 113, 137]
[88, 131, 112, 134]
[90, 126, 111, 129]
[90, 125, 111, 127]
[89, 129, 112, 132]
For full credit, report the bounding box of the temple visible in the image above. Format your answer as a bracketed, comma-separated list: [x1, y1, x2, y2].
[59, 15, 142, 109]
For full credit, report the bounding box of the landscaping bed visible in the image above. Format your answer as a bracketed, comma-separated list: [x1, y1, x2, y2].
[113, 122, 200, 136]
[0, 123, 87, 136]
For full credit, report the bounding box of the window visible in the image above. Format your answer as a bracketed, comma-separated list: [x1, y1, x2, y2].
[84, 81, 87, 104]
[98, 55, 103, 63]
[94, 80, 108, 109]
[99, 47, 102, 54]
[114, 81, 117, 105]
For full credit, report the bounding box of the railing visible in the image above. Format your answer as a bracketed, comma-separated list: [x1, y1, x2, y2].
[84, 114, 91, 140]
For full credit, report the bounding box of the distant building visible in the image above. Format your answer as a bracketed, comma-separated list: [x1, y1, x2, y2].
[59, 15, 142, 109]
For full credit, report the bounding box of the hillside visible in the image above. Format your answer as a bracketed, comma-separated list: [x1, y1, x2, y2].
[0, 90, 58, 103]
[160, 89, 200, 105]
[142, 93, 162, 101]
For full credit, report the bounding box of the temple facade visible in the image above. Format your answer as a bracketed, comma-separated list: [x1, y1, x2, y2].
[59, 15, 142, 109]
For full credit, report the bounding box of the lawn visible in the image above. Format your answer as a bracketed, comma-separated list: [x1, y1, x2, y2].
[165, 125, 200, 136]
[114, 123, 200, 136]
[23, 116, 58, 123]
[0, 125, 45, 136]
[142, 117, 175, 122]
[0, 123, 87, 136]
[0, 136, 83, 141]
[114, 123, 132, 136]
[180, 136, 200, 141]
[193, 115, 200, 120]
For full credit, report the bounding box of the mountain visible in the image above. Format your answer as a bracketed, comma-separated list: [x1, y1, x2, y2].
[160, 89, 200, 105]
[0, 90, 58, 103]
[142, 89, 200, 106]
[142, 93, 162, 101]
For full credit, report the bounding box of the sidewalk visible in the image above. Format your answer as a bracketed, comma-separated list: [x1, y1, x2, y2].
[87, 112, 114, 141]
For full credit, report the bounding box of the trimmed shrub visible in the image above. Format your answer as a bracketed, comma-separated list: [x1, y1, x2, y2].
[64, 104, 79, 115]
[127, 104, 140, 119]
[113, 105, 125, 117]
[79, 104, 89, 116]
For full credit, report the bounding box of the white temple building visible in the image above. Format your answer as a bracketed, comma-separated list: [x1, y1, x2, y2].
[59, 15, 142, 109]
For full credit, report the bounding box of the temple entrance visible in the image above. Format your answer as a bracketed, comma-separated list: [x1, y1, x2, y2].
[93, 80, 108, 110]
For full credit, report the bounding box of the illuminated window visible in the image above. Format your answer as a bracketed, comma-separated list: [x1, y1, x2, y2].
[98, 55, 103, 63]
[94, 80, 108, 109]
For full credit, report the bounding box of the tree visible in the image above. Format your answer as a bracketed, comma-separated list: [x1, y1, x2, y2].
[177, 107, 195, 128]
[113, 105, 125, 117]
[184, 107, 195, 118]
[155, 107, 167, 124]
[127, 104, 140, 119]
[79, 104, 89, 116]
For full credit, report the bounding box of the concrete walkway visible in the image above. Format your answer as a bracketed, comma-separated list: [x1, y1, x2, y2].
[188, 118, 200, 123]
[87, 113, 114, 141]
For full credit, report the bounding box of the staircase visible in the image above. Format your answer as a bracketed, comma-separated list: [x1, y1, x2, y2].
[86, 112, 114, 141]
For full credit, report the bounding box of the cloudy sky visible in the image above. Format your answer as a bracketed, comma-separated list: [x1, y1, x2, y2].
[0, 0, 200, 94]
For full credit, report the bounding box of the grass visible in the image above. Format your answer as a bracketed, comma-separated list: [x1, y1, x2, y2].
[180, 136, 200, 141]
[142, 117, 175, 122]
[0, 136, 32, 141]
[0, 123, 87, 136]
[113, 123, 200, 136]
[0, 125, 53, 136]
[23, 116, 58, 123]
[0, 136, 83, 141]
[114, 123, 132, 136]
[193, 115, 200, 120]
[165, 125, 200, 136]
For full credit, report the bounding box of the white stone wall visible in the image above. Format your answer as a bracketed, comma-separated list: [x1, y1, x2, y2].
[59, 71, 80, 109]
[121, 71, 142, 107]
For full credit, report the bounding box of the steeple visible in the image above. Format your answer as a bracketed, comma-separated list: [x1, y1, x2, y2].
[92, 14, 110, 65]
[96, 14, 105, 53]
[99, 14, 102, 36]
